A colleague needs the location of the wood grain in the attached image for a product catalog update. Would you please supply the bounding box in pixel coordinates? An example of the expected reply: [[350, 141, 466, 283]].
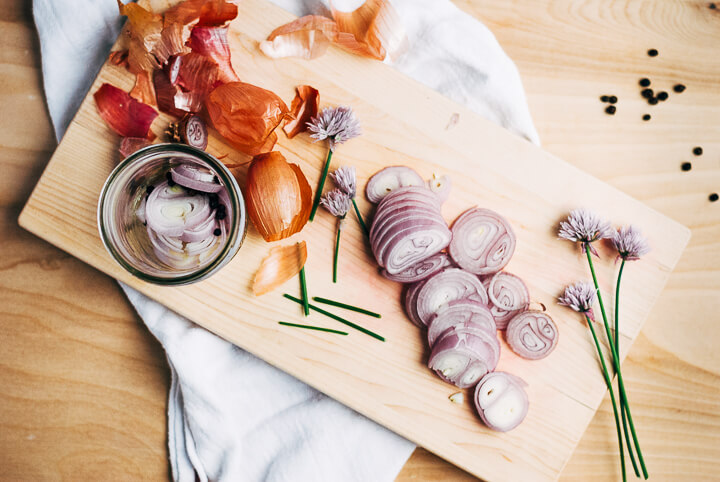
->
[[0, 0, 718, 481]]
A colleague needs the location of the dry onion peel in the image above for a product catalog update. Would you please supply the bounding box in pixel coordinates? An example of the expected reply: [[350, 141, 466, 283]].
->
[[164, 0, 238, 27], [153, 70, 202, 117], [117, 0, 165, 72], [260, 15, 339, 60], [94, 83, 158, 139], [206, 82, 292, 156], [283, 85, 320, 138], [189, 26, 240, 83], [253, 241, 308, 296], [129, 70, 157, 105], [245, 152, 312, 242]]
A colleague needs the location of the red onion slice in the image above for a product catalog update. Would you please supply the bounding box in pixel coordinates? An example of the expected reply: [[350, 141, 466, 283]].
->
[[506, 310, 558, 360], [427, 299, 496, 347], [381, 222, 452, 275], [145, 181, 212, 237], [381, 252, 451, 283], [415, 268, 488, 326], [365, 166, 425, 203], [427, 174, 451, 203], [449, 208, 516, 275], [170, 163, 223, 193], [428, 324, 500, 388], [404, 281, 427, 327], [474, 372, 529, 432], [488, 272, 530, 312]]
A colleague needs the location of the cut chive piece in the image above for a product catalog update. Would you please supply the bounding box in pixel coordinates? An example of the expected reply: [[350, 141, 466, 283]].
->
[[284, 294, 385, 342], [312, 297, 382, 318], [278, 321, 348, 335], [299, 267, 309, 316], [351, 199, 369, 236]]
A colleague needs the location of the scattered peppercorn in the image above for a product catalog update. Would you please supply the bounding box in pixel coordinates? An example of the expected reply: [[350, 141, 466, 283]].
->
[[647, 48, 658, 57], [681, 162, 692, 171], [641, 88, 654, 98], [166, 171, 175, 187], [600, 95, 610, 102], [216, 211, 226, 220], [608, 96, 618, 104], [710, 3, 717, 9], [710, 193, 719, 202], [642, 114, 651, 121], [213, 228, 221, 236], [605, 105, 617, 115], [213, 176, 219, 184], [657, 91, 669, 101], [649, 97, 659, 105], [674, 84, 686, 93], [693, 147, 703, 156], [639, 78, 651, 87], [147, 185, 155, 194]]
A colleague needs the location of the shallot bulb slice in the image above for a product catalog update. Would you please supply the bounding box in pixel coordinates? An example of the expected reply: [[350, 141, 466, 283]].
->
[[474, 372, 529, 432], [449, 208, 516, 275], [488, 304, 522, 331], [365, 166, 424, 203], [488, 272, 530, 312], [145, 181, 212, 237], [404, 280, 427, 327], [170, 163, 223, 193], [428, 324, 500, 388], [505, 310, 558, 360], [415, 268, 488, 326], [427, 299, 496, 347], [381, 252, 451, 283], [380, 222, 452, 275]]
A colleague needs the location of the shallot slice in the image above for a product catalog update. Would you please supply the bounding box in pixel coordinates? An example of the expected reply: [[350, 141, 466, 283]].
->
[[488, 272, 529, 312], [170, 164, 223, 193], [427, 299, 495, 347], [381, 252, 451, 283], [505, 310, 558, 360], [428, 324, 500, 388], [415, 268, 488, 326], [488, 304, 522, 331], [474, 372, 529, 432], [449, 208, 516, 275], [403, 280, 427, 327], [365, 166, 424, 203], [145, 181, 212, 237], [379, 221, 451, 275]]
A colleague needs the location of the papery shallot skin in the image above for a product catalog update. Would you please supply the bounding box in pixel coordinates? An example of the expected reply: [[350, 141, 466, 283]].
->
[[365, 166, 425, 203], [505, 310, 558, 360], [449, 208, 516, 275], [381, 252, 451, 283], [427, 299, 496, 347], [428, 323, 501, 388], [474, 372, 529, 432], [415, 268, 488, 326]]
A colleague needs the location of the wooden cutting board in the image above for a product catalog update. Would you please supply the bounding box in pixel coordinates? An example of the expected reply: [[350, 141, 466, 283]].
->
[[18, 0, 690, 480]]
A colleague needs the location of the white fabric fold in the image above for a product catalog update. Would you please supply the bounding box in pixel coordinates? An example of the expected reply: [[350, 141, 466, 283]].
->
[[33, 0, 538, 480]]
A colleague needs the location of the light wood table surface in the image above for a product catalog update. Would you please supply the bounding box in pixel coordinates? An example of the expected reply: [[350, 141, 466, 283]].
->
[[1, 0, 718, 480]]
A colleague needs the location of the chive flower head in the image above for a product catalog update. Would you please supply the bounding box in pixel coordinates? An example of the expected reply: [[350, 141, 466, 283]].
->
[[558, 281, 597, 320], [320, 189, 352, 218], [307, 106, 361, 151], [612, 225, 650, 261], [558, 208, 613, 256], [330, 166, 357, 198]]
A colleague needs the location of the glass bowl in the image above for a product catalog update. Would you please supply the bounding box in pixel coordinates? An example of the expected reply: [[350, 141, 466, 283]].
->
[[98, 143, 247, 285]]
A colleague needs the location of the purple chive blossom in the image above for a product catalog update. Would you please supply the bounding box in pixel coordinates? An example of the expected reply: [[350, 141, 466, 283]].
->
[[307, 106, 362, 151], [558, 208, 613, 257], [558, 281, 597, 320], [330, 166, 357, 198], [320, 189, 352, 218], [612, 225, 650, 261]]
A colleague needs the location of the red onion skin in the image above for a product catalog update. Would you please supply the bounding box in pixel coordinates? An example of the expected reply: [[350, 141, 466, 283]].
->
[[474, 372, 529, 432], [415, 268, 489, 326], [366, 167, 425, 203], [488, 271, 530, 312], [449, 208, 516, 275], [427, 299, 496, 347], [381, 252, 451, 283], [505, 310, 558, 360]]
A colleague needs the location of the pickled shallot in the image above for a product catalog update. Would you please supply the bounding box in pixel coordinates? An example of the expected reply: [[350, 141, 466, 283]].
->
[[449, 208, 516, 275], [474, 372, 529, 432], [505, 310, 558, 360]]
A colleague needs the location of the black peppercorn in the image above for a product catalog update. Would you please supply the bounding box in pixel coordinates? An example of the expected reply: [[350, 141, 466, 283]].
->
[[647, 48, 658, 57], [648, 97, 659, 105], [693, 147, 703, 156], [710, 193, 719, 202], [639, 78, 651, 87], [642, 114, 651, 121], [600, 95, 609, 102], [673, 84, 686, 93], [605, 105, 616, 115], [147, 185, 155, 194], [213, 228, 221, 236], [710, 3, 717, 9], [216, 212, 226, 220], [681, 162, 692, 171], [641, 88, 654, 98], [657, 91, 668, 101], [608, 96, 618, 104]]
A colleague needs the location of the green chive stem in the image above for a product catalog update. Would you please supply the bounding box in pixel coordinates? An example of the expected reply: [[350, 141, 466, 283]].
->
[[585, 315, 627, 482], [283, 294, 385, 342], [312, 297, 382, 318], [309, 149, 333, 221], [352, 199, 369, 236], [586, 246, 648, 479], [278, 321, 348, 336], [299, 266, 309, 317], [333, 221, 342, 283]]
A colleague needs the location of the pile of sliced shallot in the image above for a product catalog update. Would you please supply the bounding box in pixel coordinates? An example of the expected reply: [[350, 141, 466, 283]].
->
[[140, 162, 230, 270], [366, 166, 559, 432]]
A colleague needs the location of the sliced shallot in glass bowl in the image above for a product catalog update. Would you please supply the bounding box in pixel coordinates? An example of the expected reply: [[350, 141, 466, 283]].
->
[[98, 143, 247, 285]]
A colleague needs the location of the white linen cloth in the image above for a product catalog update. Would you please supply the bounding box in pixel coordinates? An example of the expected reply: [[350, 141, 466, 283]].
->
[[33, 1, 539, 480]]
